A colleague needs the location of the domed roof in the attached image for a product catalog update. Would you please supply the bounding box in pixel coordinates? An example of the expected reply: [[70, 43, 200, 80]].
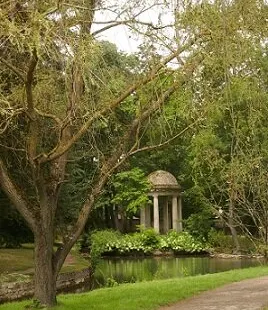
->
[[148, 170, 180, 192]]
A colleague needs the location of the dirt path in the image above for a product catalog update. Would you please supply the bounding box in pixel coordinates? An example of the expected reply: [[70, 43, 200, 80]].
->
[[159, 276, 268, 310]]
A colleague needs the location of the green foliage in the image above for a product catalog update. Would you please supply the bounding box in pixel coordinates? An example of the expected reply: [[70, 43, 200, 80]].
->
[[57, 155, 96, 231], [89, 229, 159, 258], [137, 227, 160, 247], [25, 299, 45, 309], [160, 231, 207, 254], [105, 277, 119, 287], [87, 229, 208, 259], [182, 0, 268, 247], [4, 266, 268, 310], [2, 2, 268, 306], [89, 230, 121, 267], [208, 230, 232, 250], [184, 210, 214, 241], [111, 168, 151, 213], [208, 230, 256, 254], [182, 185, 213, 218]]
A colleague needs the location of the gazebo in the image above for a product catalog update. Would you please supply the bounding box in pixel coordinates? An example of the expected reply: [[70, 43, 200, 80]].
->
[[140, 170, 182, 233]]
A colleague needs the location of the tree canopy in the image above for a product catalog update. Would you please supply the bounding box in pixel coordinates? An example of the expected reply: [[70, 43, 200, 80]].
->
[[0, 0, 197, 307], [1, 0, 268, 307]]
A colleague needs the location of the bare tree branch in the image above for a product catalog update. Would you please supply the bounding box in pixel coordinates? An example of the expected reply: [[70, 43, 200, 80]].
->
[[0, 108, 25, 135], [92, 19, 173, 37], [0, 159, 37, 231], [53, 71, 181, 272], [25, 49, 38, 113], [62, 2, 95, 10], [129, 117, 203, 156], [0, 143, 25, 152], [37, 38, 197, 164], [0, 56, 25, 82], [35, 108, 62, 126]]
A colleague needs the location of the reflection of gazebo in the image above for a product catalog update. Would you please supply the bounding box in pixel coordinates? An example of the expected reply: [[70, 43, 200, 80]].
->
[[140, 170, 182, 233]]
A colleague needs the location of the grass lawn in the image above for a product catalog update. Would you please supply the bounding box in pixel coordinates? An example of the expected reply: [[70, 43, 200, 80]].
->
[[0, 244, 89, 283], [0, 244, 34, 274], [1, 265, 268, 310]]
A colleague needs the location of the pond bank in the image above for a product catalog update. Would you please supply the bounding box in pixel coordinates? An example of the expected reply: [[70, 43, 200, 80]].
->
[[0, 268, 92, 304], [0, 252, 265, 303], [1, 266, 268, 310], [210, 252, 264, 259], [93, 254, 265, 288]]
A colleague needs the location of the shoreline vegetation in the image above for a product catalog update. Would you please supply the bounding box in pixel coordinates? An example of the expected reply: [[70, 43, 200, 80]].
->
[[1, 266, 268, 310], [0, 230, 266, 307], [0, 229, 264, 285], [81, 229, 260, 259]]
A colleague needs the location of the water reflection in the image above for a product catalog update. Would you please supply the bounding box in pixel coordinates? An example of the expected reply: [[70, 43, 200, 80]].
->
[[93, 256, 264, 287]]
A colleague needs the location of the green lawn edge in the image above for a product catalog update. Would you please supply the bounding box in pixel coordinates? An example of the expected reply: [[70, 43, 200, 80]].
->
[[1, 265, 268, 310], [0, 245, 89, 281]]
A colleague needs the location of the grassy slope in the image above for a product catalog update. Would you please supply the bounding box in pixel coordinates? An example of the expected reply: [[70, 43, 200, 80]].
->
[[0, 245, 34, 274], [0, 245, 89, 282], [1, 266, 268, 310]]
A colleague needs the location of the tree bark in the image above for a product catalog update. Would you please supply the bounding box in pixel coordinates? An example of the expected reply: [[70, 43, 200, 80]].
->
[[33, 191, 58, 307], [34, 230, 57, 307]]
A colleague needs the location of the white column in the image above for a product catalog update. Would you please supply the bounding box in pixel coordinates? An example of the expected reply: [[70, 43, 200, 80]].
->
[[178, 195, 183, 232], [140, 207, 146, 228], [153, 194, 160, 233], [172, 195, 178, 232], [163, 198, 169, 233]]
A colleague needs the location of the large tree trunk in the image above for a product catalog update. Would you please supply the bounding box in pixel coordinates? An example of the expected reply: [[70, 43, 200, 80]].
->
[[33, 192, 59, 307], [34, 230, 57, 307]]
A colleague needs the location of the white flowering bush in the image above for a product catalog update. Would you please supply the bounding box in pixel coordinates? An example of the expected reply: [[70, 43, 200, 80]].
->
[[88, 229, 208, 259], [160, 231, 208, 253]]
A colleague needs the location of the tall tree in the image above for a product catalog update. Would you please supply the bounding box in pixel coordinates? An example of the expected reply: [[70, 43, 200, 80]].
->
[[183, 0, 268, 252], [0, 1, 199, 306]]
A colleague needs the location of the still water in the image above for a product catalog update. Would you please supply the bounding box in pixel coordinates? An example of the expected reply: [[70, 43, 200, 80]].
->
[[93, 256, 264, 287]]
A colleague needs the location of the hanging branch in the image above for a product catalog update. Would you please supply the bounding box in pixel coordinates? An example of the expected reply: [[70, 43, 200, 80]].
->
[[0, 56, 25, 82], [53, 77, 181, 273], [0, 159, 37, 231], [129, 117, 203, 156], [36, 38, 197, 165]]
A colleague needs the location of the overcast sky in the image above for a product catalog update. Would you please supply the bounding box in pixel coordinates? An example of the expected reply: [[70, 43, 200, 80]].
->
[[92, 4, 175, 54]]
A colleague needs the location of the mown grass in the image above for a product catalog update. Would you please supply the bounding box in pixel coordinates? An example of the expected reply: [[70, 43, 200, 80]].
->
[[0, 244, 34, 274], [1, 265, 268, 310], [60, 248, 89, 273], [0, 244, 89, 282]]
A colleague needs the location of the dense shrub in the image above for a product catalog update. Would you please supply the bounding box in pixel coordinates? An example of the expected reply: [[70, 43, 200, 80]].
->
[[208, 229, 256, 254], [160, 231, 207, 254], [138, 228, 160, 248], [86, 229, 208, 259], [90, 229, 121, 256], [208, 230, 232, 251], [184, 211, 214, 241]]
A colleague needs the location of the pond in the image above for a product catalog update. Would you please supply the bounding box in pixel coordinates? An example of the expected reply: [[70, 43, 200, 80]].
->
[[93, 256, 264, 288]]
